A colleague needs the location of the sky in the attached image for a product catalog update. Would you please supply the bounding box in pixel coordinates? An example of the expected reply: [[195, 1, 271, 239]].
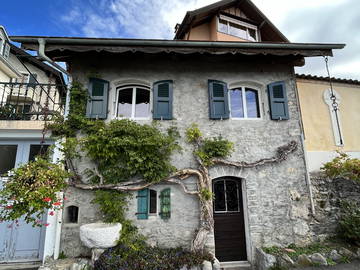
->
[[1, 0, 359, 80]]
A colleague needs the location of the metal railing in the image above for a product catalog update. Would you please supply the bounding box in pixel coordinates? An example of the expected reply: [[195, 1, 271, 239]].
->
[[0, 82, 66, 121]]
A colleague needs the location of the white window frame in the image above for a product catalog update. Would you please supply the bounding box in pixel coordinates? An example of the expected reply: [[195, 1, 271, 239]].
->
[[229, 86, 262, 120], [115, 85, 151, 120], [218, 14, 259, 41]]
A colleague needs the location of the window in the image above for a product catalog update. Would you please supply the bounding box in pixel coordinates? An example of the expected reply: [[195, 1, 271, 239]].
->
[[65, 205, 79, 223], [149, 189, 157, 214], [28, 144, 50, 162], [117, 85, 150, 119], [230, 87, 260, 119], [218, 15, 259, 41], [0, 145, 17, 175], [137, 188, 171, 220], [213, 179, 241, 213]]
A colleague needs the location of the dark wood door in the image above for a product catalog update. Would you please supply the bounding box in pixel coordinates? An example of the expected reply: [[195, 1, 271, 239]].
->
[[213, 178, 247, 262]]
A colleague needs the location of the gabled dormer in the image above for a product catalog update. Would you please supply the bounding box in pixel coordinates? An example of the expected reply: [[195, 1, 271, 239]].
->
[[174, 0, 288, 43]]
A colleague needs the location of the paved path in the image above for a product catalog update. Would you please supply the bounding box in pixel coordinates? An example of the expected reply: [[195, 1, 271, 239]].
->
[[299, 260, 360, 270]]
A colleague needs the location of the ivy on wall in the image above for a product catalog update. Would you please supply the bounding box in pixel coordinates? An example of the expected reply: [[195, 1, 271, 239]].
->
[[0, 82, 298, 257]]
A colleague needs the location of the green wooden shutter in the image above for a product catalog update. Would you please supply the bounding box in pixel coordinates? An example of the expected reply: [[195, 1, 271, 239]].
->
[[208, 80, 229, 119], [159, 188, 171, 219], [267, 81, 289, 120], [86, 78, 109, 119], [137, 189, 149, 220], [153, 80, 173, 120]]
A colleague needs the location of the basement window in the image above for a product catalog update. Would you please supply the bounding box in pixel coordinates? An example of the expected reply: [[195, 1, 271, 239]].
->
[[218, 15, 259, 41], [65, 205, 79, 223]]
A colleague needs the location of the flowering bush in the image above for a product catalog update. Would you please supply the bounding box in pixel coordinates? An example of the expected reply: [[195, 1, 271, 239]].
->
[[0, 158, 69, 226], [94, 244, 213, 270]]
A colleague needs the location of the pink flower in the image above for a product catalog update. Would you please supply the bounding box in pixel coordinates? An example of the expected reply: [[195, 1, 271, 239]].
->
[[43, 197, 52, 202], [49, 211, 55, 216], [63, 197, 68, 201], [53, 202, 61, 206], [44, 223, 50, 227]]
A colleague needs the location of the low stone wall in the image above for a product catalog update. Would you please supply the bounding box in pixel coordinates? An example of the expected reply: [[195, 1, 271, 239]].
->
[[310, 173, 360, 240]]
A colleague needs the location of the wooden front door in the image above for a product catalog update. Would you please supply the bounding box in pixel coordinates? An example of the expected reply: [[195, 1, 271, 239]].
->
[[213, 178, 247, 262]]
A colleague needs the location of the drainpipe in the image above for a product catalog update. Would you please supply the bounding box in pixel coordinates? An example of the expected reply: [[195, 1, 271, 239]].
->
[[37, 38, 72, 260]]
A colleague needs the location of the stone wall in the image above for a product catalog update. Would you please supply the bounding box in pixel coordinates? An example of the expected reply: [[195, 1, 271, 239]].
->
[[310, 173, 360, 240], [61, 53, 312, 264]]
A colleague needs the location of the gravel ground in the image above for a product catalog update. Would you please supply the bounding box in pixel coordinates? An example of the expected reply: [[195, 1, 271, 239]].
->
[[298, 260, 360, 270]]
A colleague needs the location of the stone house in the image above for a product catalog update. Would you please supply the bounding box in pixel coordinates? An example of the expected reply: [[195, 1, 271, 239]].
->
[[11, 0, 346, 269]]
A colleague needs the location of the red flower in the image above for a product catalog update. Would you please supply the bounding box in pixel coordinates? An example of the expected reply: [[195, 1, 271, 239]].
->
[[53, 202, 61, 206], [43, 197, 52, 202], [5, 205, 13, 209], [49, 211, 55, 216], [44, 223, 50, 227], [63, 197, 68, 201]]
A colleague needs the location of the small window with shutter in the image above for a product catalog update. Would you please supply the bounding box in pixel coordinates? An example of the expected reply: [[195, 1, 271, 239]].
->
[[267, 81, 289, 120], [153, 80, 173, 120], [208, 80, 229, 119], [159, 188, 171, 220], [86, 78, 109, 119]]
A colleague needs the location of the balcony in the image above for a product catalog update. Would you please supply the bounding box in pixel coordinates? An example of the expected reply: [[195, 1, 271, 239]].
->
[[0, 82, 66, 121]]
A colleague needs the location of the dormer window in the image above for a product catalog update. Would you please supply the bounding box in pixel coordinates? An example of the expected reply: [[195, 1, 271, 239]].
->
[[218, 15, 259, 42]]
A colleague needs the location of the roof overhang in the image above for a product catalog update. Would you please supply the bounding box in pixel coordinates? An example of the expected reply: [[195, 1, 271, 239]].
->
[[10, 36, 345, 62], [0, 55, 21, 78]]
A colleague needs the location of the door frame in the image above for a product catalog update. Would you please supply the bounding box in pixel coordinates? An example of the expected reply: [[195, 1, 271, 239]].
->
[[212, 176, 252, 263], [0, 139, 52, 262]]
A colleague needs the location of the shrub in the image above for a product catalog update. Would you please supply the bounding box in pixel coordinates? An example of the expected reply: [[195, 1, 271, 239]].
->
[[338, 201, 360, 245], [94, 244, 213, 270], [321, 152, 360, 182]]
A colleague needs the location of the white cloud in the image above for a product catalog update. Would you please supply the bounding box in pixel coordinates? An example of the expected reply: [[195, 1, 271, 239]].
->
[[60, 0, 359, 79]]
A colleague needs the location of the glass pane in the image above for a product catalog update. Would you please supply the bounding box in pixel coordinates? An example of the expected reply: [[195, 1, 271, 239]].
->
[[214, 180, 226, 211], [248, 28, 257, 41], [226, 180, 239, 212], [92, 81, 104, 96], [118, 88, 133, 118], [135, 88, 150, 118], [218, 19, 228, 33], [246, 89, 260, 118], [229, 22, 247, 39], [149, 189, 157, 214], [0, 145, 17, 175], [29, 144, 50, 162], [230, 89, 244, 118]]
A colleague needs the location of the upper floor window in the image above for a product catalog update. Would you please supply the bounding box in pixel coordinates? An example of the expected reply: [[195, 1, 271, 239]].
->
[[218, 15, 259, 41], [230, 87, 260, 119], [116, 85, 150, 119]]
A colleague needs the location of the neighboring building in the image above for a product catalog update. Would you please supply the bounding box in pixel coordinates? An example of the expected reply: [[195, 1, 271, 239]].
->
[[0, 25, 65, 264], [9, 0, 349, 269], [296, 74, 360, 172]]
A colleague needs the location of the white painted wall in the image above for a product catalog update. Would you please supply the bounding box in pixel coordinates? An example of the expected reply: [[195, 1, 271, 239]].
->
[[306, 151, 360, 172]]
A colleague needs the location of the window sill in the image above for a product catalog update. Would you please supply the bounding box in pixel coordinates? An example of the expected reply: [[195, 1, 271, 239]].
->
[[115, 117, 152, 121], [230, 117, 262, 121]]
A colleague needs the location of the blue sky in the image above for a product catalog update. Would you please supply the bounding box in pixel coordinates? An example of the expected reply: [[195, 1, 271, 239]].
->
[[1, 0, 359, 79]]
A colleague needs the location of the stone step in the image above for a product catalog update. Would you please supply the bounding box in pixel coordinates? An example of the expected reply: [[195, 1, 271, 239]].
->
[[0, 262, 41, 270], [220, 261, 251, 270]]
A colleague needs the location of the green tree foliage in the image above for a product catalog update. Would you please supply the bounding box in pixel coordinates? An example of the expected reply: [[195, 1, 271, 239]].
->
[[321, 152, 360, 182], [0, 158, 69, 226]]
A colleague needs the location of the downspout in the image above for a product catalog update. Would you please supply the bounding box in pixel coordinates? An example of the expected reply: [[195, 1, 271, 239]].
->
[[291, 67, 315, 216], [37, 38, 72, 261]]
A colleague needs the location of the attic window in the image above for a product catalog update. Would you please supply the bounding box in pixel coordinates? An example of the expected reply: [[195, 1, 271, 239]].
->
[[218, 15, 259, 41]]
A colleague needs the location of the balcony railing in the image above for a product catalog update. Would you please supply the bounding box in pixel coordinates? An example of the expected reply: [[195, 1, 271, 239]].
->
[[0, 82, 66, 121]]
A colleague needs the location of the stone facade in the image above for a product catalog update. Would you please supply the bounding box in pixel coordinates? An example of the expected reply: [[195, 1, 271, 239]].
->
[[61, 53, 312, 265], [310, 173, 360, 240]]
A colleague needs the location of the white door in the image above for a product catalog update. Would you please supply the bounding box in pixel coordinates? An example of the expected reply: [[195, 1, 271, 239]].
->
[[0, 140, 51, 262]]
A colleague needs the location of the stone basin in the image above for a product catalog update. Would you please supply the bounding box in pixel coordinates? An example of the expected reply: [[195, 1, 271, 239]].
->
[[80, 222, 122, 249]]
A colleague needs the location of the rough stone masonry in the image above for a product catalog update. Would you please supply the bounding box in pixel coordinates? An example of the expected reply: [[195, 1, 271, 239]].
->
[[60, 53, 312, 265]]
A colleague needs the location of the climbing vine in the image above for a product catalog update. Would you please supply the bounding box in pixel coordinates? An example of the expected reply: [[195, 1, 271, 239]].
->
[[0, 82, 299, 257]]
